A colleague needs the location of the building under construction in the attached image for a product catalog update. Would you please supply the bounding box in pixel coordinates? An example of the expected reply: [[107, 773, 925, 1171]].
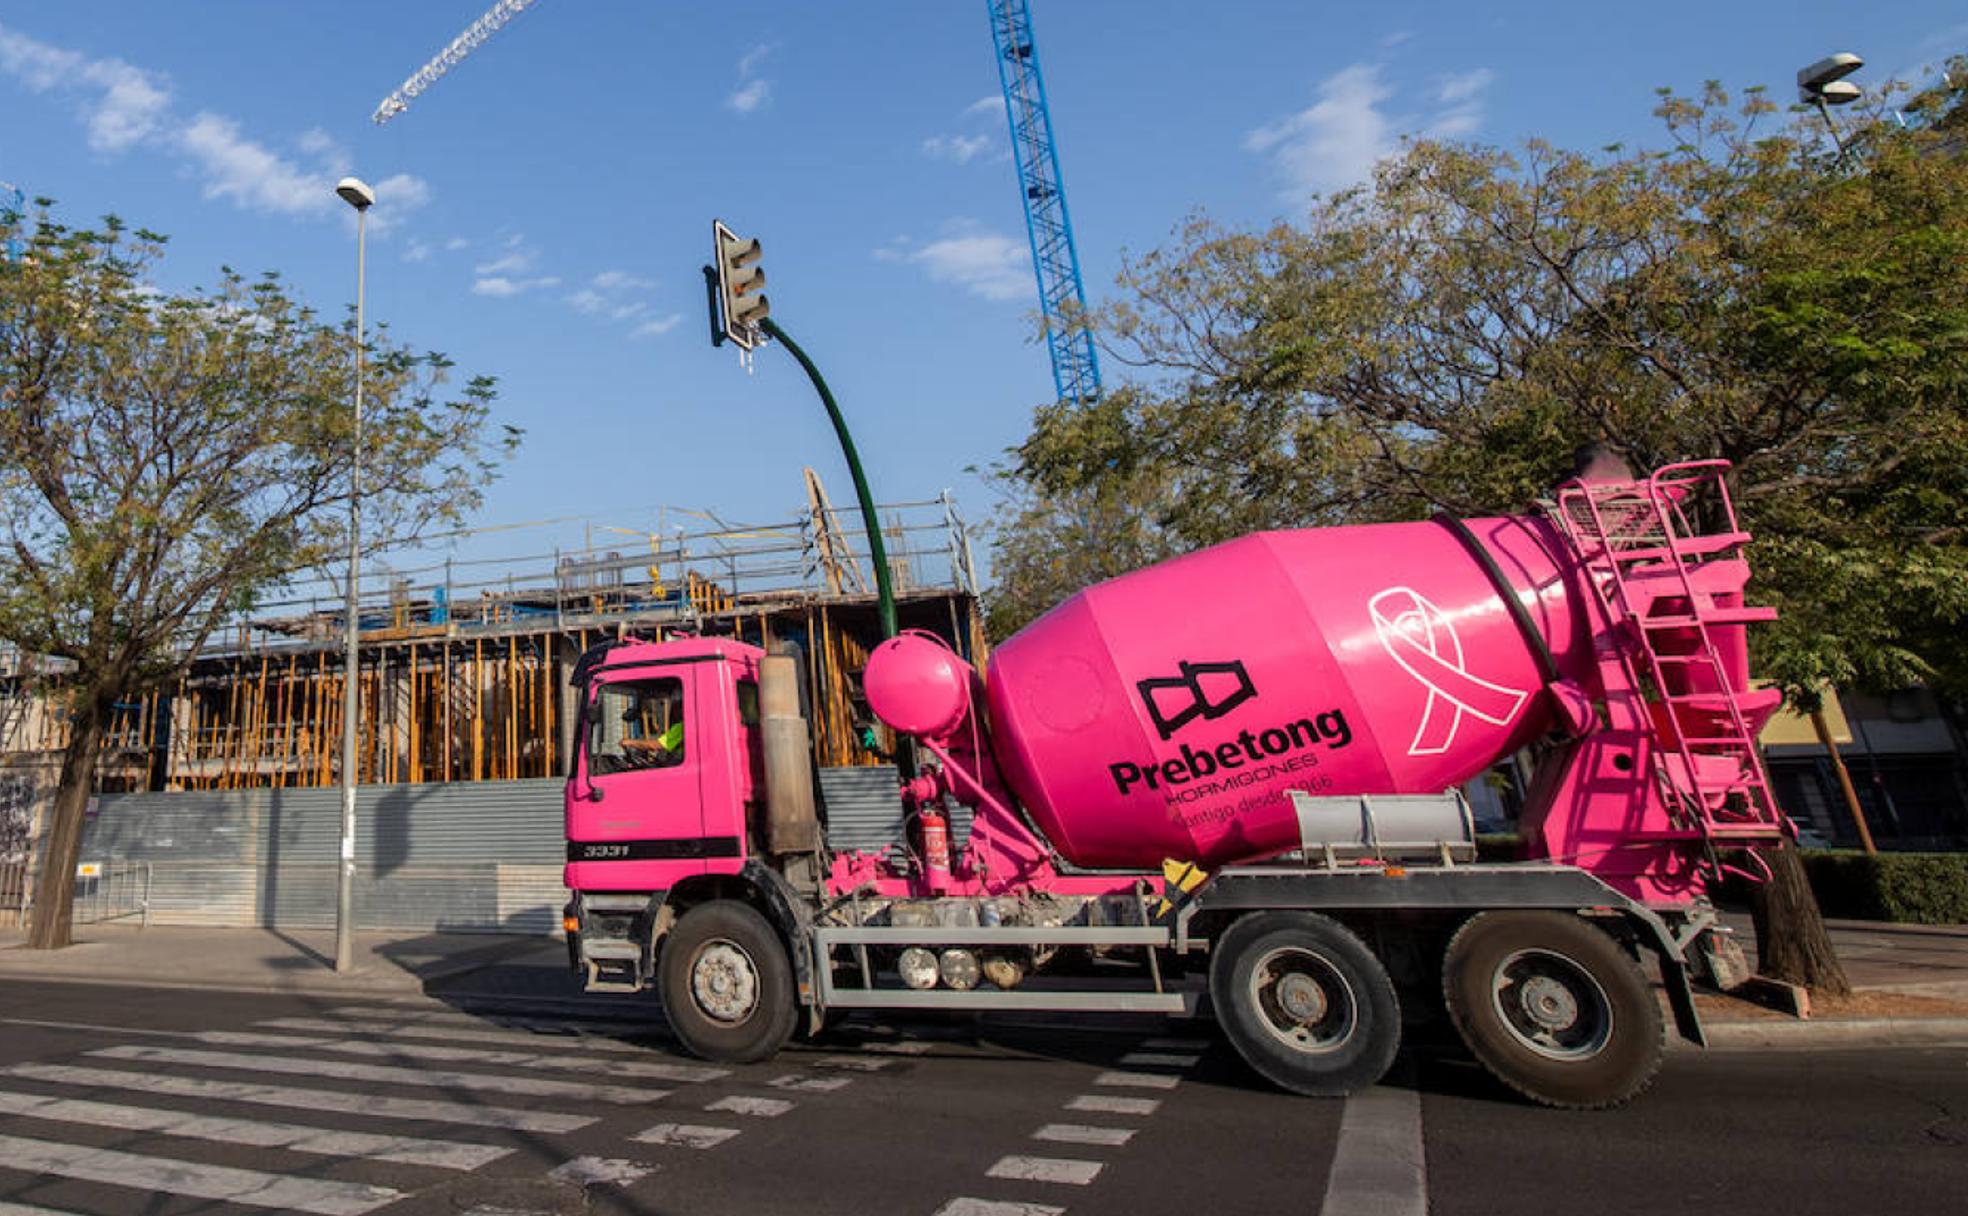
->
[[0, 478, 984, 797]]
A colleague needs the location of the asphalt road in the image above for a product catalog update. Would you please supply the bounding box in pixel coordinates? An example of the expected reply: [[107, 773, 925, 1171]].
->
[[0, 979, 1960, 1216]]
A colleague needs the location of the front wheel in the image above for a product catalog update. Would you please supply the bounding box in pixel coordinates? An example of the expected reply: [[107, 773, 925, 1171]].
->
[[659, 900, 797, 1064], [1210, 912, 1401, 1098], [1442, 911, 1663, 1109]]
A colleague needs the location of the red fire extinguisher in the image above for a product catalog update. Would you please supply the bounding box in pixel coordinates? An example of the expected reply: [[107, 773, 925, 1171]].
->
[[919, 809, 951, 893]]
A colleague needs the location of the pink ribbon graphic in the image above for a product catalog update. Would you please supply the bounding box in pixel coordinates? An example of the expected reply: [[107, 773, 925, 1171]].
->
[[1369, 586, 1530, 757]]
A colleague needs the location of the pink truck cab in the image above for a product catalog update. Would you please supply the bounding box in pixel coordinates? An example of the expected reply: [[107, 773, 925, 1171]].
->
[[562, 462, 1787, 1110]]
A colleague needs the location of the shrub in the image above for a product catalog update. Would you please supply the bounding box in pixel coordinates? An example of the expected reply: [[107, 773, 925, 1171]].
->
[[1800, 850, 1968, 925]]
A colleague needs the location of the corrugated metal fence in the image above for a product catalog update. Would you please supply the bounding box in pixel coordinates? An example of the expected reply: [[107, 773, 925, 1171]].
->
[[83, 780, 565, 933]]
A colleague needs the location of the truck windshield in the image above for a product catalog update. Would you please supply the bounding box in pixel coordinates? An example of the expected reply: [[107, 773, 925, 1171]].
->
[[589, 677, 686, 776]]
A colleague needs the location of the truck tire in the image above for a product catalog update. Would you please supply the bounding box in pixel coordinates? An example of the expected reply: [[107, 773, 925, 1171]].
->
[[1441, 911, 1663, 1110], [659, 900, 797, 1065], [1210, 912, 1401, 1098]]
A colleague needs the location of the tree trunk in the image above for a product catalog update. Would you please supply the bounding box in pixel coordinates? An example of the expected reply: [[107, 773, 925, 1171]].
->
[[26, 688, 113, 950], [1750, 841, 1851, 997]]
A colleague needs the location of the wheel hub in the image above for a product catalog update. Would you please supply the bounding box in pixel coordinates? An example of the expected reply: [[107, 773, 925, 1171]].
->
[[1490, 948, 1613, 1061], [1248, 946, 1356, 1056], [692, 941, 759, 1024], [1519, 975, 1580, 1031], [1276, 971, 1329, 1023]]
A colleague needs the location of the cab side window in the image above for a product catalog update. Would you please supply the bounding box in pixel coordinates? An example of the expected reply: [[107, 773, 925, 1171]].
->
[[589, 678, 686, 776]]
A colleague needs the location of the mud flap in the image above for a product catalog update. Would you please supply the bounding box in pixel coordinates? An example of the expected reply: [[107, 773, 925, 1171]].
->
[[1658, 952, 1706, 1048]]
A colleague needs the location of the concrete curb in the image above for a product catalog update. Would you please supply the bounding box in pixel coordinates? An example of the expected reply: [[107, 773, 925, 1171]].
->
[[1681, 1016, 1968, 1052]]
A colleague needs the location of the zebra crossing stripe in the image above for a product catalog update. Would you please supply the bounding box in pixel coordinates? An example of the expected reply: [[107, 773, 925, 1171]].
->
[[5, 1063, 594, 1133], [769, 1074, 851, 1092], [256, 1017, 657, 1055], [986, 1155, 1104, 1186], [931, 1201, 1065, 1216], [0, 1203, 87, 1215], [0, 1132, 402, 1215], [206, 1030, 725, 1083], [0, 1088, 507, 1170], [1117, 1051, 1202, 1068], [547, 1156, 654, 1187], [1066, 1094, 1159, 1116], [1093, 1070, 1182, 1090], [633, 1122, 742, 1149], [1032, 1122, 1135, 1147], [705, 1095, 793, 1118], [90, 1045, 666, 1105]]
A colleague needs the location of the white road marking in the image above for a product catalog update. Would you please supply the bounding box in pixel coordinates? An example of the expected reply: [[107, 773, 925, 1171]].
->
[[256, 1017, 657, 1054], [1140, 1036, 1211, 1051], [206, 1030, 725, 1083], [633, 1122, 742, 1149], [548, 1156, 654, 1187], [858, 1039, 935, 1055], [769, 1073, 851, 1092], [0, 1132, 401, 1215], [0, 1203, 90, 1216], [1032, 1122, 1135, 1147], [328, 1005, 656, 1038], [931, 1200, 1066, 1216], [1318, 1085, 1426, 1216], [90, 1045, 666, 1105], [0, 1088, 506, 1170], [1093, 1070, 1181, 1090], [706, 1095, 794, 1117], [6, 1062, 593, 1132], [1117, 1051, 1201, 1068], [987, 1155, 1104, 1186], [810, 1054, 896, 1071], [1066, 1094, 1160, 1116]]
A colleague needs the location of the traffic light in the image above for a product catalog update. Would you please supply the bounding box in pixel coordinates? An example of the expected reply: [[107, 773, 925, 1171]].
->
[[712, 220, 769, 350]]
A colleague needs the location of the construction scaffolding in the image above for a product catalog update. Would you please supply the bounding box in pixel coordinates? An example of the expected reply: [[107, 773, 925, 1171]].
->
[[0, 483, 986, 791]]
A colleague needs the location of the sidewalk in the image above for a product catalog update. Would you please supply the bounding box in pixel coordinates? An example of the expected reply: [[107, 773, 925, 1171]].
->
[[3, 918, 1967, 1050]]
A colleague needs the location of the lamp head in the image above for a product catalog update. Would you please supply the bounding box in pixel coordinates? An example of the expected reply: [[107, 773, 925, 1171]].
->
[[335, 177, 375, 211]]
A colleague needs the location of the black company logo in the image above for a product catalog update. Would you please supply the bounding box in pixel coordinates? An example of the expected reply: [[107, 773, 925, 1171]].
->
[[1135, 660, 1257, 740]]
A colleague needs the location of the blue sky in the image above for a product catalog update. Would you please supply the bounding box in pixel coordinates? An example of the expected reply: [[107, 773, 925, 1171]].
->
[[2, 1, 1963, 589]]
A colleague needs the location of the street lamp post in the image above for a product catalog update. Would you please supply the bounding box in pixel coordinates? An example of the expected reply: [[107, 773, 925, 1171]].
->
[[1798, 52, 1864, 157], [334, 176, 375, 974]]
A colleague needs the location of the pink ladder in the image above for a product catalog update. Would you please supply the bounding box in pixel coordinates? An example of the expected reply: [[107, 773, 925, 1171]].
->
[[1551, 461, 1788, 846]]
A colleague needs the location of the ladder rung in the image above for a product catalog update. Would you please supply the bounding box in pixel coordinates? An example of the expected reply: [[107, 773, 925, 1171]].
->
[[1640, 606, 1778, 628], [1595, 532, 1752, 563]]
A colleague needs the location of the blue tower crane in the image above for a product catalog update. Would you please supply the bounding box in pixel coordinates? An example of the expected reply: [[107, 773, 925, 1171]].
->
[[986, 0, 1102, 404]]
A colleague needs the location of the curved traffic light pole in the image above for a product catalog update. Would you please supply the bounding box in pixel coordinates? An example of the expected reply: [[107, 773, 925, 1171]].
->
[[757, 316, 899, 643]]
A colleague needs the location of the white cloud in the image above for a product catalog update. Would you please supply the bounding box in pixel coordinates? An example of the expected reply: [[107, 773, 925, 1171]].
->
[[736, 43, 773, 79], [566, 288, 606, 314], [880, 223, 1030, 302], [0, 22, 429, 224], [1380, 30, 1415, 49], [473, 275, 560, 298], [178, 112, 331, 215], [633, 313, 684, 339], [1247, 62, 1494, 200], [611, 301, 649, 321], [475, 237, 535, 275], [445, 236, 470, 251], [922, 133, 993, 164], [727, 78, 771, 114], [403, 239, 432, 263], [964, 94, 1005, 120], [727, 41, 774, 114], [592, 269, 654, 291], [0, 24, 169, 152]]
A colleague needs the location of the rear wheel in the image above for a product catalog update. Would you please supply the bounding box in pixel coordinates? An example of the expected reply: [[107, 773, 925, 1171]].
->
[[1442, 911, 1663, 1109], [1209, 912, 1400, 1098], [660, 900, 797, 1064]]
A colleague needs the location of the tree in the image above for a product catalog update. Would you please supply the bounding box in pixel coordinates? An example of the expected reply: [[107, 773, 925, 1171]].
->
[[0, 206, 513, 949], [989, 66, 1968, 992]]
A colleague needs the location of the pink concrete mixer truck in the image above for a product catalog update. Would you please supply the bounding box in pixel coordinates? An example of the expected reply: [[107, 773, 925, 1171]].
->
[[562, 460, 1788, 1108]]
